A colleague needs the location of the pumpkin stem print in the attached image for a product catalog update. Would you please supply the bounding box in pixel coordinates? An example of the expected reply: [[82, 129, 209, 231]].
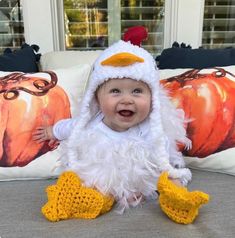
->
[[161, 68, 235, 158], [0, 72, 71, 167]]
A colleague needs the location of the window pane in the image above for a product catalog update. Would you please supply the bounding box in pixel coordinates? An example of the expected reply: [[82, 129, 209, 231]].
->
[[0, 0, 24, 53], [121, 0, 164, 55], [64, 0, 108, 50], [202, 0, 235, 48], [63, 0, 165, 55]]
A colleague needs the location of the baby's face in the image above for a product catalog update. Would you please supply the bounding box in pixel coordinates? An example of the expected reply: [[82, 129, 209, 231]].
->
[[96, 78, 151, 132]]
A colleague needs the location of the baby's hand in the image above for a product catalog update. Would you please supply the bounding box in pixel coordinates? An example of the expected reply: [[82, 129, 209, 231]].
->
[[32, 126, 60, 150], [32, 126, 55, 143]]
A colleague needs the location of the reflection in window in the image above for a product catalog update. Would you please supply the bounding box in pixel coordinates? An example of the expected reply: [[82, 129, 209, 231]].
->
[[63, 0, 165, 55], [202, 0, 235, 48], [0, 0, 24, 53], [121, 0, 164, 54], [64, 0, 108, 50]]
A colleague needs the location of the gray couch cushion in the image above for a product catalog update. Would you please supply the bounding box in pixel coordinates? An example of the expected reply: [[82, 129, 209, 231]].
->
[[0, 169, 234, 238]]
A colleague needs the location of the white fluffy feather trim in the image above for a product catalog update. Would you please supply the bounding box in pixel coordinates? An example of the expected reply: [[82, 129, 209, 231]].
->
[[60, 118, 191, 213], [61, 127, 160, 213]]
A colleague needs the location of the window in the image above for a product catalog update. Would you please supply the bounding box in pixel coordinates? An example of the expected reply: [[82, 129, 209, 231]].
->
[[202, 0, 235, 48], [0, 0, 24, 53], [63, 0, 165, 54], [22, 1, 212, 53], [121, 0, 164, 54], [63, 0, 108, 50]]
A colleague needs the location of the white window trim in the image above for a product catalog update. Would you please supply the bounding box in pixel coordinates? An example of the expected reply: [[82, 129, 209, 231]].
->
[[53, 0, 66, 51], [22, 0, 205, 53], [22, 0, 61, 53], [108, 0, 121, 45], [164, 0, 205, 48]]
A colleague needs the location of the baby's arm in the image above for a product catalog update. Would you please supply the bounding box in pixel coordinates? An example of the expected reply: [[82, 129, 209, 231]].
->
[[52, 118, 77, 140], [32, 118, 78, 143]]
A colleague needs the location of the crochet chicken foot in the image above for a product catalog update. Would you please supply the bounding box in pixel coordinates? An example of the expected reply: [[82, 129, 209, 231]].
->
[[157, 172, 210, 224], [41, 171, 114, 222]]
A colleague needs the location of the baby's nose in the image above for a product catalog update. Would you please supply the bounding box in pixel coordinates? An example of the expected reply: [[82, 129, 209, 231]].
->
[[120, 95, 134, 104]]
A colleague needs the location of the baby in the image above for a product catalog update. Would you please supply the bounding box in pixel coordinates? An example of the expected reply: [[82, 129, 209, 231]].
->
[[33, 40, 196, 220]]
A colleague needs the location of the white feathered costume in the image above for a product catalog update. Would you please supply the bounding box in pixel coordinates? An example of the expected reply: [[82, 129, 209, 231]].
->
[[58, 40, 192, 213]]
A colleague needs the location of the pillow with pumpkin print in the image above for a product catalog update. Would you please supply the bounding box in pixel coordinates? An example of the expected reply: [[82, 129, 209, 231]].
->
[[160, 66, 235, 176], [0, 64, 91, 181]]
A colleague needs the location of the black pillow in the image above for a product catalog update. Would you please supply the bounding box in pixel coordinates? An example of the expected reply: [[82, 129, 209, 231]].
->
[[156, 43, 235, 69], [0, 43, 41, 72]]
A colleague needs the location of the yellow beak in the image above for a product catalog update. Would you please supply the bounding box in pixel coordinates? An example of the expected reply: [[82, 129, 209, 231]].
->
[[101, 52, 144, 67]]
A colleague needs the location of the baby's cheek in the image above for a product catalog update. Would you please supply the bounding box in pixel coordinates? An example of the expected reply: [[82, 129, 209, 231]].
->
[[140, 101, 151, 114]]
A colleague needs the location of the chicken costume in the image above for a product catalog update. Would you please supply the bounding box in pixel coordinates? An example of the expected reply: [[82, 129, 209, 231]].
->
[[42, 40, 209, 224]]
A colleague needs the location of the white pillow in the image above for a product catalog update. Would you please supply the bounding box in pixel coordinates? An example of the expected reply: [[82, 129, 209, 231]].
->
[[40, 50, 102, 70], [160, 65, 235, 176], [0, 64, 91, 181]]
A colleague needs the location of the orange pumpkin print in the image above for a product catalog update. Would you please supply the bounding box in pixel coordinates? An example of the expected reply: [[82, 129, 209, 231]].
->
[[161, 68, 235, 158], [0, 72, 71, 167]]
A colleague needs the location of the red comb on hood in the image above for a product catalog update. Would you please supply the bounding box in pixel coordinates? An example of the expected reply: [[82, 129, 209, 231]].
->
[[123, 26, 148, 46]]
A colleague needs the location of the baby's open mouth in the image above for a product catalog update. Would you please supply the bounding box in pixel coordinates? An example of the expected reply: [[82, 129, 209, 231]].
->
[[118, 110, 134, 117]]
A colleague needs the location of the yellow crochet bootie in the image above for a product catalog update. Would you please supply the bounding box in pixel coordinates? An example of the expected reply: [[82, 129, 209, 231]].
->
[[157, 172, 209, 224], [41, 171, 114, 222]]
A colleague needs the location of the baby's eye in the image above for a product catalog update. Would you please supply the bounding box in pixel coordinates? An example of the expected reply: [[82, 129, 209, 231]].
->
[[133, 88, 143, 94], [110, 88, 120, 94]]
